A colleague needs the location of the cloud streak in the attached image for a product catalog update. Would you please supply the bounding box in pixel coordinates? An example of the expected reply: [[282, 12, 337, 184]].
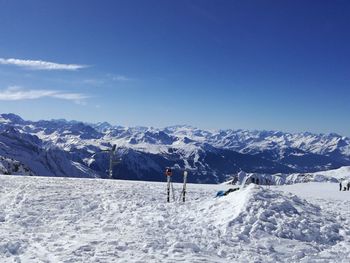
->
[[106, 73, 134, 82], [0, 58, 88, 71], [112, 75, 132, 81], [0, 86, 89, 104]]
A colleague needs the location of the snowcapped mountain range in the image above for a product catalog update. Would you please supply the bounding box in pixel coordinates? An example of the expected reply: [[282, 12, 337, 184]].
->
[[0, 113, 350, 183]]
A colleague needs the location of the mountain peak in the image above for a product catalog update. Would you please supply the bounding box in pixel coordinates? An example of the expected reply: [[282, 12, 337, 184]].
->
[[0, 113, 25, 124]]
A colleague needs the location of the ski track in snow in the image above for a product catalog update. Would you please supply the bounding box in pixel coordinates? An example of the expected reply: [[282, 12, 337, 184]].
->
[[0, 176, 349, 263]]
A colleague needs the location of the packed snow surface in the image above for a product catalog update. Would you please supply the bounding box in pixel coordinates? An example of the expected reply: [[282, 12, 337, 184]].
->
[[0, 175, 349, 262]]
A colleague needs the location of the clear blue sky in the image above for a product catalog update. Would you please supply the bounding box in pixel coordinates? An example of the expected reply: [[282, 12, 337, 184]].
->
[[0, 0, 349, 135]]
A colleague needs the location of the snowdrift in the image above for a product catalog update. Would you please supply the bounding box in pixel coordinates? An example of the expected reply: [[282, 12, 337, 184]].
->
[[169, 184, 345, 262], [204, 185, 341, 245]]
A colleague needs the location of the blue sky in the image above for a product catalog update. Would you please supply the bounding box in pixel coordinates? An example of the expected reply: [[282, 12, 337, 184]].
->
[[0, 0, 349, 135]]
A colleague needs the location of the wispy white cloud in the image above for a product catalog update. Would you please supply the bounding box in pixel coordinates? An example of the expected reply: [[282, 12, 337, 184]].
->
[[82, 79, 105, 85], [106, 74, 134, 82], [112, 75, 132, 81], [0, 58, 88, 71], [0, 86, 89, 104], [81, 74, 134, 87]]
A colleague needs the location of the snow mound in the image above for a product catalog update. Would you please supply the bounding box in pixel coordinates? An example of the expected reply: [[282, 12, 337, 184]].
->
[[314, 166, 350, 181], [204, 185, 342, 245]]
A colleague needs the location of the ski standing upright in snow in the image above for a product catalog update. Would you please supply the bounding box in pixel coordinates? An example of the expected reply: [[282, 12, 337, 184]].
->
[[181, 171, 188, 202], [171, 179, 176, 202], [165, 168, 172, 203]]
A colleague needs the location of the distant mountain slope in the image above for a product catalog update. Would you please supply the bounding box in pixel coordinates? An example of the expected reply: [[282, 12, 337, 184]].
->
[[0, 155, 35, 176], [0, 113, 349, 183], [0, 126, 100, 178]]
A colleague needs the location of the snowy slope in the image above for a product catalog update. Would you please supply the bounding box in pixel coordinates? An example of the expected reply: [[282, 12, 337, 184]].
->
[[0, 156, 35, 176], [313, 166, 350, 180], [0, 127, 100, 178], [0, 175, 349, 262]]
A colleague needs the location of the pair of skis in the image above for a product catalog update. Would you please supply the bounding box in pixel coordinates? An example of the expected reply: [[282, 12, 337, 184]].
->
[[166, 169, 188, 203]]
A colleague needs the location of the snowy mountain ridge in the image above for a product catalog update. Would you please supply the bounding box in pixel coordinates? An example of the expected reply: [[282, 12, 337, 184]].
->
[[0, 113, 350, 183], [224, 165, 350, 187]]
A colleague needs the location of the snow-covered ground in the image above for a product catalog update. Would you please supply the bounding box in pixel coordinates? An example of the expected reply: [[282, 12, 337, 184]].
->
[[276, 183, 350, 261], [0, 175, 349, 262]]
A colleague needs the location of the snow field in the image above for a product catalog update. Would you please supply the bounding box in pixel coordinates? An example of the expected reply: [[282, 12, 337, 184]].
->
[[277, 183, 350, 262], [0, 175, 349, 262]]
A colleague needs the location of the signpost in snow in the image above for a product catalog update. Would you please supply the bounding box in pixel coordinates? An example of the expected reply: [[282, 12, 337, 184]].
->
[[108, 144, 120, 179], [91, 144, 120, 179]]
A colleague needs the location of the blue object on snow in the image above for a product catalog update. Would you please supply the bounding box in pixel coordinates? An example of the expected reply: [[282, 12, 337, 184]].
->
[[216, 190, 225, 197]]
